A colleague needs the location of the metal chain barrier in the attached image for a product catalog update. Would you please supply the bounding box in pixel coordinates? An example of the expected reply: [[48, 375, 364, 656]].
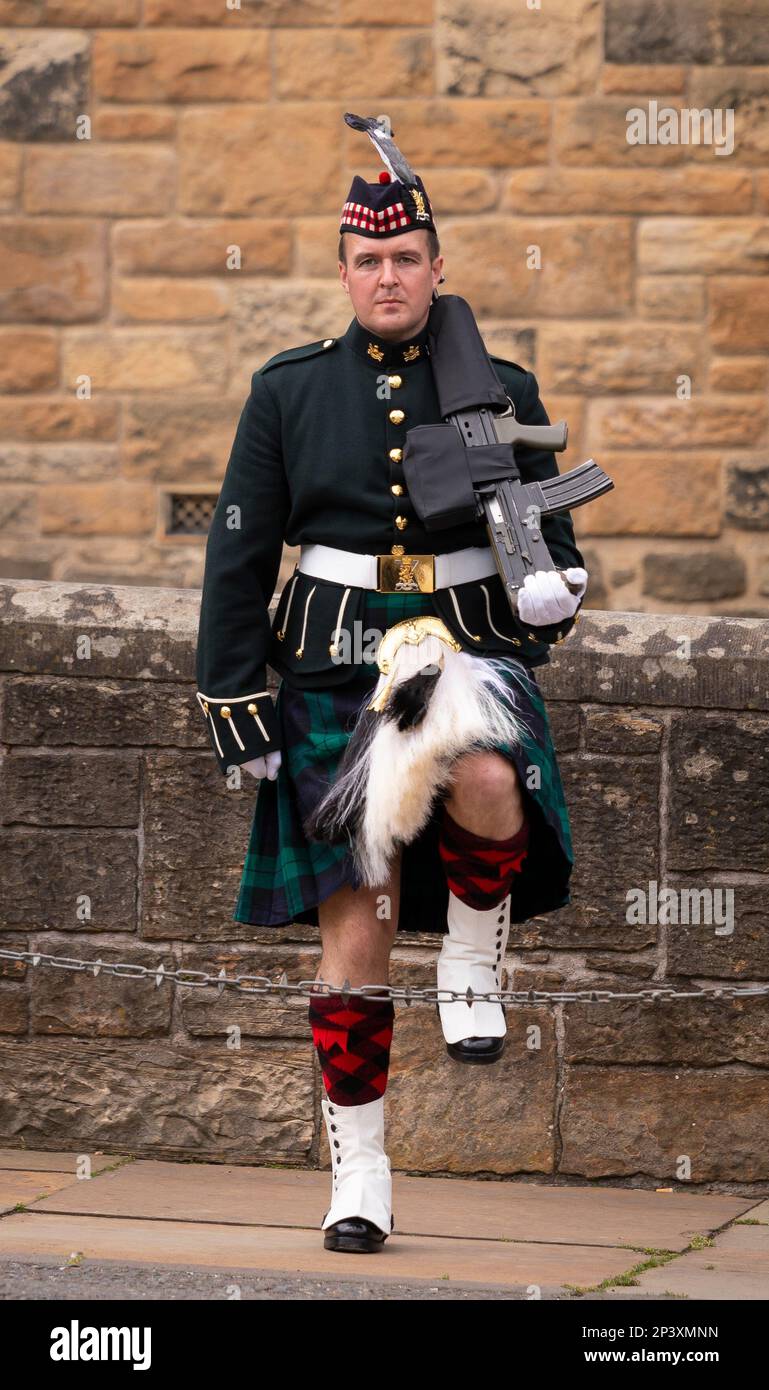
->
[[1, 946, 766, 1008]]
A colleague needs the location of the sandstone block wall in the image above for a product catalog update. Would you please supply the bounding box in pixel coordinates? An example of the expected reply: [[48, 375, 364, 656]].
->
[[0, 4, 768, 612]]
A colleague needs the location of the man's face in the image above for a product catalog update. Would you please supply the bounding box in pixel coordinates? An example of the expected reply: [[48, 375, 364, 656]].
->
[[339, 230, 443, 341]]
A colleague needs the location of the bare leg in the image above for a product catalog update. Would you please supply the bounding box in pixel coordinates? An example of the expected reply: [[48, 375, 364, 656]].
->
[[314, 846, 402, 994], [443, 751, 526, 837]]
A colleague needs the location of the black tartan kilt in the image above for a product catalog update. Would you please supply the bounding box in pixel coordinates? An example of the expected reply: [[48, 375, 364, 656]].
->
[[234, 590, 574, 935]]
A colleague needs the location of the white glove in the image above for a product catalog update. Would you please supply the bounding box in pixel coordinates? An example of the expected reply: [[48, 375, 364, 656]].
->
[[517, 567, 588, 627], [241, 751, 282, 781]]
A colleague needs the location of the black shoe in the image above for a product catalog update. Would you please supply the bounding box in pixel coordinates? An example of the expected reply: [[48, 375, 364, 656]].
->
[[435, 1003, 506, 1063], [323, 1213, 394, 1253], [446, 1034, 505, 1063]]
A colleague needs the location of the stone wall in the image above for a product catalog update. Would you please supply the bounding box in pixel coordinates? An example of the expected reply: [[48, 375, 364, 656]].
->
[[1, 5, 769, 613], [1, 578, 768, 1190]]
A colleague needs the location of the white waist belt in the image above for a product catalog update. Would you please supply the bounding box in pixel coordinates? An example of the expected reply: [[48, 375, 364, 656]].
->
[[298, 542, 497, 591]]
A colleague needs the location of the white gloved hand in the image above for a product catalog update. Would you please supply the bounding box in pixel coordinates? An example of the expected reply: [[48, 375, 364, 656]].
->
[[241, 750, 282, 781], [516, 567, 588, 627]]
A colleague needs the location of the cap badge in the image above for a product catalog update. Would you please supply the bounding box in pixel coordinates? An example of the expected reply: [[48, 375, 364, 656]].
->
[[411, 187, 429, 221]]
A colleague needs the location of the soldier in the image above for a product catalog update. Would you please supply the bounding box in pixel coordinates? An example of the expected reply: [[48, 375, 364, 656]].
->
[[195, 124, 587, 1255]]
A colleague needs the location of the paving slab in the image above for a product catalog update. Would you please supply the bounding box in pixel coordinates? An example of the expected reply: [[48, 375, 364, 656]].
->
[[0, 1170, 87, 1214], [1, 1151, 762, 1297], [0, 1212, 638, 1290], [740, 1199, 769, 1222], [0, 1150, 121, 1174], [608, 1220, 769, 1301], [27, 1160, 754, 1251]]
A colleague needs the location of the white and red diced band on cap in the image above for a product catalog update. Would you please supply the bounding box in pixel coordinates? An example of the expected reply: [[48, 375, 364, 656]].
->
[[340, 200, 411, 232]]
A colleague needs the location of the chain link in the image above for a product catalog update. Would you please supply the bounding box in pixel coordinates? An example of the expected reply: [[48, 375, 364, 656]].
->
[[1, 947, 766, 1007]]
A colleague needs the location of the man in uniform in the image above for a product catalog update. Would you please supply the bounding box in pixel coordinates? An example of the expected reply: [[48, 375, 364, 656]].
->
[[195, 127, 587, 1254]]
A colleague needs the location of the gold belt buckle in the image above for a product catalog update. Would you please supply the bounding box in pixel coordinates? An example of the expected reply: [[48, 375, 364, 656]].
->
[[376, 552, 435, 593]]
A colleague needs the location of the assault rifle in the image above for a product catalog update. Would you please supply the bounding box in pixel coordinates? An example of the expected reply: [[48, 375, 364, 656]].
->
[[401, 294, 614, 617]]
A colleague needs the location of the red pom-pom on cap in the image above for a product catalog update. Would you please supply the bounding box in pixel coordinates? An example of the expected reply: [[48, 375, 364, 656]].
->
[[378, 170, 392, 183]]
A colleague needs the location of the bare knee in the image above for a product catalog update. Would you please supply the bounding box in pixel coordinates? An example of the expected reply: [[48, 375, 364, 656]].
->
[[449, 751, 521, 807]]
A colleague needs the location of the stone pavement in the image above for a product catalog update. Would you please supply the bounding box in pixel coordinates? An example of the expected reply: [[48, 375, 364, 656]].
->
[[1, 1149, 767, 1300]]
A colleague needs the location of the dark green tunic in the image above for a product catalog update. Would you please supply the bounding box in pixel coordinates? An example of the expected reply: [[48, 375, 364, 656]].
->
[[195, 307, 585, 774], [195, 304, 584, 932]]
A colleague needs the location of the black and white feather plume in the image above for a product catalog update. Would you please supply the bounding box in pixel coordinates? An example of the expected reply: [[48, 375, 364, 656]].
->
[[343, 112, 418, 184]]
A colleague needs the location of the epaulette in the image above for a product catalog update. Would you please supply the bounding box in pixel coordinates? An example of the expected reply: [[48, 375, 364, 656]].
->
[[489, 354, 530, 379], [259, 338, 339, 373]]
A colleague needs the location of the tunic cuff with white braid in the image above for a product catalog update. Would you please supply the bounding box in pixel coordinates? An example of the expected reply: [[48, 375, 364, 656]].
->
[[195, 685, 281, 777]]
